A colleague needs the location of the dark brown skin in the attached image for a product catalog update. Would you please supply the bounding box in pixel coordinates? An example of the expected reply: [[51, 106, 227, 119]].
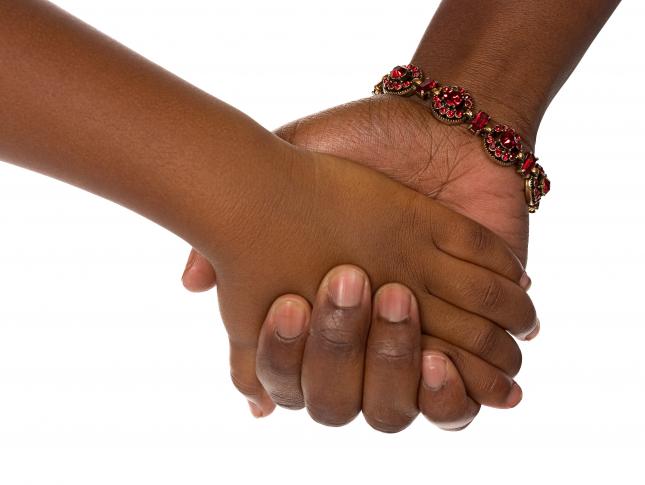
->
[[0, 0, 535, 432], [184, 0, 621, 429]]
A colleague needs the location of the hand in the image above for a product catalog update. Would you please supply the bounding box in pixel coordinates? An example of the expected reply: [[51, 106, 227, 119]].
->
[[274, 95, 529, 263], [183, 96, 535, 425], [254, 265, 521, 432]]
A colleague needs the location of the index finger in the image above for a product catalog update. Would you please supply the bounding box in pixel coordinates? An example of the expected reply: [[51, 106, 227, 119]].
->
[[430, 206, 527, 285]]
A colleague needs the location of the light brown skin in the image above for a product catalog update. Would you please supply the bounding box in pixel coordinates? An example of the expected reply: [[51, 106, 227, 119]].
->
[[0, 0, 536, 432], [184, 0, 621, 429]]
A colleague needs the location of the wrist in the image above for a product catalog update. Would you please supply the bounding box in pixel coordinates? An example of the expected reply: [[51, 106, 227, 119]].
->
[[409, 52, 546, 147]]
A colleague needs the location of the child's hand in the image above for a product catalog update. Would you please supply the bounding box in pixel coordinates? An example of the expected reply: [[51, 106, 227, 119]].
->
[[254, 265, 521, 432], [191, 148, 536, 424]]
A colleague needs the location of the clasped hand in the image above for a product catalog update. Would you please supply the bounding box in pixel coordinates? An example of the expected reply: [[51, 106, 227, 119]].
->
[[182, 95, 537, 432]]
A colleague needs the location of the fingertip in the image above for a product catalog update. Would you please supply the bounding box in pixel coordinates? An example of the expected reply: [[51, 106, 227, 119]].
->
[[374, 283, 417, 324], [181, 250, 217, 292], [421, 351, 448, 391], [269, 295, 310, 340], [505, 382, 523, 408], [519, 272, 532, 291]]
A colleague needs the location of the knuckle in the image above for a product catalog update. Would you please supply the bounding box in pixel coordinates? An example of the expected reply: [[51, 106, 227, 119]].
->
[[268, 389, 305, 410], [257, 353, 299, 383], [478, 279, 505, 310], [422, 400, 477, 429], [230, 371, 263, 401], [364, 410, 415, 434], [306, 402, 359, 427], [311, 325, 361, 359], [367, 338, 417, 364]]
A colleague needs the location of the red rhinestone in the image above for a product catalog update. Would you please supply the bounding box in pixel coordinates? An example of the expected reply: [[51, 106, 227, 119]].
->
[[402, 81, 411, 88], [464, 99, 473, 108], [500, 129, 517, 149], [418, 79, 437, 92], [471, 111, 490, 131], [542, 177, 551, 195], [521, 153, 536, 173], [446, 109, 455, 118], [502, 153, 509, 161], [495, 148, 502, 157], [439, 107, 447, 115], [456, 111, 463, 118], [393, 83, 401, 90], [390, 66, 405, 79], [445, 91, 462, 106]]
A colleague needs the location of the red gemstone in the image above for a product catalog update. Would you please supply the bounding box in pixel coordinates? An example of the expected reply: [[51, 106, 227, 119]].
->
[[446, 109, 455, 118], [445, 91, 462, 106], [390, 66, 405, 79], [542, 177, 551, 194], [393, 83, 401, 90], [495, 148, 502, 157], [418, 79, 437, 92], [402, 81, 411, 88], [439, 107, 447, 114], [521, 153, 536, 173], [456, 111, 463, 118], [500, 129, 517, 149], [502, 153, 509, 161], [471, 111, 490, 131]]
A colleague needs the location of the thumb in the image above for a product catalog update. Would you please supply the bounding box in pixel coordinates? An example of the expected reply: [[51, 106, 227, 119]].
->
[[181, 248, 217, 292]]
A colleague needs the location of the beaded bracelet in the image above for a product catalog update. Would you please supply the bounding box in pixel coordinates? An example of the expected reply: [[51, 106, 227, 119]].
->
[[373, 64, 550, 212]]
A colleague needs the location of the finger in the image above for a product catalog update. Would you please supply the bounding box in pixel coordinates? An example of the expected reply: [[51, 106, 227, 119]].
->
[[256, 295, 311, 410], [418, 293, 522, 376], [430, 206, 527, 284], [229, 339, 276, 418], [427, 252, 538, 339], [362, 284, 421, 433], [418, 351, 480, 431], [301, 265, 371, 427], [181, 248, 217, 292], [422, 336, 523, 409]]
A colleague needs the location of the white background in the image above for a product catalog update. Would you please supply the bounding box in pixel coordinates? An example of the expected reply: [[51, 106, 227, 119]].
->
[[0, 1, 643, 483]]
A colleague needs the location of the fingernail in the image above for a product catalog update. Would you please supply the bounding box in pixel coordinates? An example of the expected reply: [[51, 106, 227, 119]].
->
[[181, 250, 197, 281], [248, 400, 264, 418], [273, 298, 307, 339], [377, 286, 411, 323], [328, 268, 365, 308], [506, 382, 523, 408], [519, 272, 532, 291], [525, 318, 540, 341], [422, 352, 447, 391]]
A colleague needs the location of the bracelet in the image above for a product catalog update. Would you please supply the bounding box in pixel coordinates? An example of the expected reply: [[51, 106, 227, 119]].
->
[[373, 64, 550, 213]]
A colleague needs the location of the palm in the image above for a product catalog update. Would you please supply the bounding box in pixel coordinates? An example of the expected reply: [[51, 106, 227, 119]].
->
[[276, 95, 529, 264]]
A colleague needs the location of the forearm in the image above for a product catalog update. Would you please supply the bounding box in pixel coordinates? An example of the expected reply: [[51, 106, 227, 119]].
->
[[411, 0, 620, 143], [0, 0, 294, 262]]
